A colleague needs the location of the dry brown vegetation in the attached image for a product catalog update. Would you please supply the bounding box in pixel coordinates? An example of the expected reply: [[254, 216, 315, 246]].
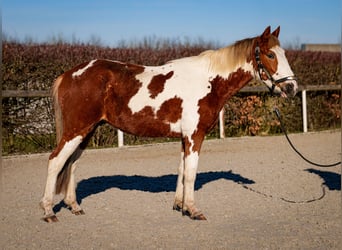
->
[[2, 41, 341, 155]]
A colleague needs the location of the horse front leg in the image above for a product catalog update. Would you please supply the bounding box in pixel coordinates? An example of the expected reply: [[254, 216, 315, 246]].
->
[[174, 134, 206, 220], [182, 151, 206, 220]]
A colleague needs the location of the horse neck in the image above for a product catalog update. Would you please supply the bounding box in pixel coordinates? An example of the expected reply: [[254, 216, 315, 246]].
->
[[198, 43, 254, 100], [204, 42, 255, 79]]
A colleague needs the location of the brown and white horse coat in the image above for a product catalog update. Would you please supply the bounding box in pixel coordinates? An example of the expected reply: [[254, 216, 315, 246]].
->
[[40, 26, 297, 222]]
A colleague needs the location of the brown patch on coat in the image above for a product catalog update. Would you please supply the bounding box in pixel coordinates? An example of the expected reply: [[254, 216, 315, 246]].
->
[[190, 130, 206, 155], [182, 136, 191, 157], [180, 68, 253, 157], [157, 97, 182, 123], [148, 71, 174, 98], [197, 68, 253, 136], [182, 130, 206, 157], [118, 95, 183, 137], [179, 69, 253, 157]]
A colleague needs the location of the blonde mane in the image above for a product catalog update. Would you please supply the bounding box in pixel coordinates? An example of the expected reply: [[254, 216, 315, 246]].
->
[[199, 38, 255, 75], [166, 33, 280, 78]]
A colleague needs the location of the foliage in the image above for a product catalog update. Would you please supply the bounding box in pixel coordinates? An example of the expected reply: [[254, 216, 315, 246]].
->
[[2, 42, 340, 91], [285, 50, 341, 85], [2, 41, 341, 155], [2, 42, 211, 91]]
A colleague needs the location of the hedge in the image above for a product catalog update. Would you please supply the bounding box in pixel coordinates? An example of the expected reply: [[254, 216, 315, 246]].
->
[[2, 41, 341, 155]]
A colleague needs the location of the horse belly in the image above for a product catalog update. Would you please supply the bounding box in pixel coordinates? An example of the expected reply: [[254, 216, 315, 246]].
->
[[121, 118, 181, 138], [107, 102, 182, 138]]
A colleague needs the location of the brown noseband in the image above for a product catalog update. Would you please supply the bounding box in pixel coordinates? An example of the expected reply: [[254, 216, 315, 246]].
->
[[254, 45, 297, 95]]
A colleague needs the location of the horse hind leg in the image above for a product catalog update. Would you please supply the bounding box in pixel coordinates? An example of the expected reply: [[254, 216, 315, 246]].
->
[[40, 135, 83, 222], [62, 128, 98, 216], [63, 147, 85, 215]]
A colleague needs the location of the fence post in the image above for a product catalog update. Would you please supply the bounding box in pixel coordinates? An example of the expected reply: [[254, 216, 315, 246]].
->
[[118, 130, 124, 147], [302, 90, 308, 133], [219, 109, 225, 138]]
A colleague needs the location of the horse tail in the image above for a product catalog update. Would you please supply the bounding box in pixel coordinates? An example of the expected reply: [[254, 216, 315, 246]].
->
[[52, 75, 63, 143], [52, 75, 71, 195]]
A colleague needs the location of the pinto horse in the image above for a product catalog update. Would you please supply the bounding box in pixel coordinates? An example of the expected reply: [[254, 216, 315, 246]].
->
[[40, 26, 298, 222]]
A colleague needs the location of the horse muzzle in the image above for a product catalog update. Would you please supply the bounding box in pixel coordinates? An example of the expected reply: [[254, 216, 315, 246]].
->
[[279, 80, 298, 98]]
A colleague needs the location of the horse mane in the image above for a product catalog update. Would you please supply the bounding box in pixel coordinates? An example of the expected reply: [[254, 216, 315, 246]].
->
[[198, 38, 254, 75], [200, 35, 280, 75]]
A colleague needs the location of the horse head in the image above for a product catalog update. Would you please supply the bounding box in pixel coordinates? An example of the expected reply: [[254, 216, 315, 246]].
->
[[254, 26, 298, 98]]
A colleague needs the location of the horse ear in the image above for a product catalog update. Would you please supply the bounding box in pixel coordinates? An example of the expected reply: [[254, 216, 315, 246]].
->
[[261, 26, 271, 40], [272, 26, 280, 38]]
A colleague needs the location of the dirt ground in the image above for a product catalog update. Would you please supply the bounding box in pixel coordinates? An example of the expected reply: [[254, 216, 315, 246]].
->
[[1, 131, 341, 249]]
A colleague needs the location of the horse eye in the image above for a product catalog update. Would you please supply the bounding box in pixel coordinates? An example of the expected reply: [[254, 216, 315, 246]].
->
[[267, 53, 275, 59]]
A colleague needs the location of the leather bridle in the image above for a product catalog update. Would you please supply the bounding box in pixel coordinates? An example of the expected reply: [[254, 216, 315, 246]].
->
[[254, 45, 297, 95]]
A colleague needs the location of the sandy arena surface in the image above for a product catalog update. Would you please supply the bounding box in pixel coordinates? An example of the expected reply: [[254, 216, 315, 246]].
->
[[1, 131, 341, 249]]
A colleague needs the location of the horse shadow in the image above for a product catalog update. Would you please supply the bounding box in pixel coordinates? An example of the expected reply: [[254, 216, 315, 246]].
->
[[305, 168, 341, 191], [52, 168, 341, 213], [53, 170, 254, 213]]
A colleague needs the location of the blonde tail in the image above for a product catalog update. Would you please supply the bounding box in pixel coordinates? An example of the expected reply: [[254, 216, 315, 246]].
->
[[52, 75, 63, 143], [52, 75, 70, 195]]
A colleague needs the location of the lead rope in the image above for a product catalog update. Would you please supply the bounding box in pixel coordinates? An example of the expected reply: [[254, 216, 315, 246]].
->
[[274, 107, 341, 167], [238, 107, 340, 203], [238, 181, 326, 204]]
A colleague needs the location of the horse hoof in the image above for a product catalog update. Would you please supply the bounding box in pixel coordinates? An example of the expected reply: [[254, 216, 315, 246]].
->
[[72, 209, 85, 215], [173, 204, 182, 211], [192, 213, 207, 220], [42, 215, 59, 223], [182, 209, 207, 220]]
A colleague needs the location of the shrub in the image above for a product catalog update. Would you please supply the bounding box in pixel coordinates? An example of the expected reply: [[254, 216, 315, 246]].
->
[[2, 41, 341, 155]]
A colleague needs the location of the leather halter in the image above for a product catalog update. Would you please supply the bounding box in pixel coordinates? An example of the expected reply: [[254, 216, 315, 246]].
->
[[254, 45, 297, 95]]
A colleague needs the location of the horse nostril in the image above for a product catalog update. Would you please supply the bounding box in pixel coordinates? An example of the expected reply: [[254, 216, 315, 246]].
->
[[286, 83, 294, 93]]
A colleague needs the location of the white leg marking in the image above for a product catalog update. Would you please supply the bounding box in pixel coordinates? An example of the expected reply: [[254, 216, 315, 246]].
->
[[40, 136, 83, 216], [72, 60, 97, 78], [183, 152, 199, 211]]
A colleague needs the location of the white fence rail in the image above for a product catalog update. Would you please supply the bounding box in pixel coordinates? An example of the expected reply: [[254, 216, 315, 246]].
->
[[3, 84, 341, 147]]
